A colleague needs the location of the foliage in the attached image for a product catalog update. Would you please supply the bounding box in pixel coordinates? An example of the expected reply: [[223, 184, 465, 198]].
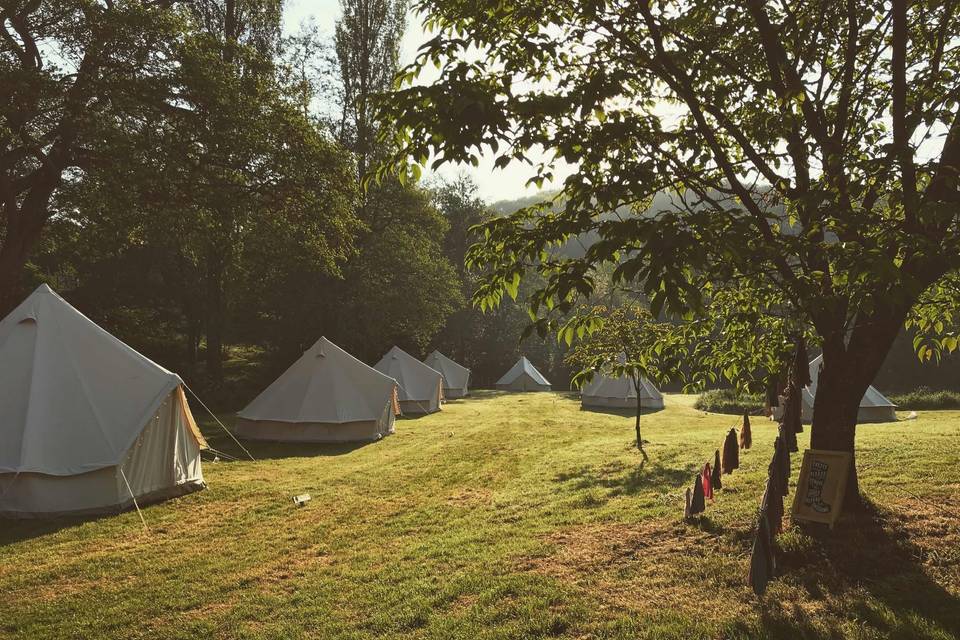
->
[[907, 271, 960, 363], [327, 178, 464, 362], [39, 2, 362, 383], [335, 0, 408, 176], [693, 389, 767, 416], [379, 0, 960, 368], [377, 0, 960, 500], [889, 386, 960, 410], [0, 0, 189, 308], [565, 305, 683, 390]]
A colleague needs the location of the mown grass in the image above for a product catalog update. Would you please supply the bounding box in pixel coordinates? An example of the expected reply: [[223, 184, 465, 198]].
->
[[1, 393, 958, 639]]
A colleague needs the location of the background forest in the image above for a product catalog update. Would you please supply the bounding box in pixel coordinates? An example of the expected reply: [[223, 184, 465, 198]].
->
[[4, 0, 958, 410], [4, 0, 572, 406]]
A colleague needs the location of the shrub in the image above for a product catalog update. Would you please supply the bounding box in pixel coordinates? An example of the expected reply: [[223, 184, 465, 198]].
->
[[693, 388, 766, 415], [889, 386, 960, 410]]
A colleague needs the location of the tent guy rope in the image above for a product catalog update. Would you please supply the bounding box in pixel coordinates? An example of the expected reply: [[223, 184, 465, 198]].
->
[[182, 383, 256, 461]]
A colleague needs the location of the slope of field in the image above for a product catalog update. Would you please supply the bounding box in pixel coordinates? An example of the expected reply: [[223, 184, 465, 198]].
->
[[2, 393, 958, 639]]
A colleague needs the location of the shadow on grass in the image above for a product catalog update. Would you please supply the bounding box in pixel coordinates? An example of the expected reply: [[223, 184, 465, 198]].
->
[[578, 405, 665, 418], [0, 515, 105, 547], [749, 497, 960, 638], [204, 437, 377, 462], [554, 459, 696, 497]]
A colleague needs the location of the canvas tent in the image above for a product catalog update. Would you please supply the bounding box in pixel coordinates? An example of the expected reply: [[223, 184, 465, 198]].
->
[[495, 357, 552, 391], [581, 374, 664, 410], [374, 346, 444, 414], [424, 350, 470, 398], [774, 355, 898, 423], [236, 337, 400, 442], [0, 285, 207, 518]]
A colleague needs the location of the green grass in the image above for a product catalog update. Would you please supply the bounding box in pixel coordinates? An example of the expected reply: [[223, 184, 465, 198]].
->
[[2, 392, 959, 639]]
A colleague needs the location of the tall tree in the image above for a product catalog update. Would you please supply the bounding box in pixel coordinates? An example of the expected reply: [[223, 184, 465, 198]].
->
[[379, 1, 960, 507], [325, 0, 461, 360], [0, 0, 184, 312], [431, 175, 486, 363], [40, 1, 360, 386], [334, 0, 407, 178]]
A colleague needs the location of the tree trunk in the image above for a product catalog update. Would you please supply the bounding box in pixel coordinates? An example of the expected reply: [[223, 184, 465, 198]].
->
[[809, 309, 907, 511], [633, 376, 648, 460], [808, 357, 863, 510], [0, 243, 28, 315], [204, 256, 225, 383], [0, 204, 48, 314], [186, 315, 200, 369]]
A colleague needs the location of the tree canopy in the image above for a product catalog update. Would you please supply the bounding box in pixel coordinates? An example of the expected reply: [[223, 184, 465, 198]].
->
[[378, 0, 960, 503]]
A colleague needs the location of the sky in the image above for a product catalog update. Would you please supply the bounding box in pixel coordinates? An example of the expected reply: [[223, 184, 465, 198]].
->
[[283, 0, 565, 203]]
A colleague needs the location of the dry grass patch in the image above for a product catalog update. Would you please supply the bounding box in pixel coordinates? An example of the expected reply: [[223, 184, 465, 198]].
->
[[521, 519, 754, 617]]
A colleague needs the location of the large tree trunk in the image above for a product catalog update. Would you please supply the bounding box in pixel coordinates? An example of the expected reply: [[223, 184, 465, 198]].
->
[[0, 199, 51, 314], [808, 356, 864, 510], [809, 309, 907, 511], [0, 241, 29, 315]]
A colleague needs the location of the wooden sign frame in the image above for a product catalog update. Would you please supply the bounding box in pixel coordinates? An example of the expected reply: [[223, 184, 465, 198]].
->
[[791, 449, 852, 528]]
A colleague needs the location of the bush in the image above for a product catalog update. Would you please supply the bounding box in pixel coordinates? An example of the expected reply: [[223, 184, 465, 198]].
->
[[693, 388, 766, 415], [889, 386, 960, 410]]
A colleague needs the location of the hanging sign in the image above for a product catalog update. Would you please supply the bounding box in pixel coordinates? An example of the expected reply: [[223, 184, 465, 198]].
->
[[791, 449, 852, 528]]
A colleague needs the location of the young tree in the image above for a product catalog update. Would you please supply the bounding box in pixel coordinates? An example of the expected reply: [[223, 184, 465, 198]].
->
[[378, 1, 960, 507], [567, 306, 684, 461]]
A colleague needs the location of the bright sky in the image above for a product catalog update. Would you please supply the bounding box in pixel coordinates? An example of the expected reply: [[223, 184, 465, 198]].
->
[[283, 0, 564, 203]]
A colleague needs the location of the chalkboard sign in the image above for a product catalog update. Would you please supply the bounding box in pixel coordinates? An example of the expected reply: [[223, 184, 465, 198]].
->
[[791, 449, 852, 528]]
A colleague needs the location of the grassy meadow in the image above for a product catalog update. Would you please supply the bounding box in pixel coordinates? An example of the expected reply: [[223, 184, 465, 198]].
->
[[1, 392, 959, 639]]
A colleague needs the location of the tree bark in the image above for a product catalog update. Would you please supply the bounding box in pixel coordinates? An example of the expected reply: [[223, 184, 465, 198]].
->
[[809, 309, 908, 511], [633, 376, 648, 460], [204, 255, 225, 383], [808, 355, 864, 510], [0, 239, 29, 315], [0, 198, 51, 314]]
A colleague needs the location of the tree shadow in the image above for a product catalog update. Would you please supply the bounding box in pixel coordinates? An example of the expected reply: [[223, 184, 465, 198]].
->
[[0, 484, 205, 546], [201, 434, 376, 462], [0, 514, 105, 547], [578, 405, 665, 418], [553, 459, 696, 496], [764, 497, 960, 638]]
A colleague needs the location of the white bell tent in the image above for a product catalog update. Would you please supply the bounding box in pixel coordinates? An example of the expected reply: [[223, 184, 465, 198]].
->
[[774, 355, 898, 423], [495, 357, 552, 391], [423, 350, 470, 398], [581, 373, 664, 410], [236, 337, 400, 442], [0, 285, 207, 518], [374, 346, 444, 414], [802, 355, 897, 423]]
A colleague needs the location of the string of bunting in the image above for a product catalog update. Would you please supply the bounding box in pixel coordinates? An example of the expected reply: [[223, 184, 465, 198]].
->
[[747, 338, 808, 596], [683, 410, 753, 518]]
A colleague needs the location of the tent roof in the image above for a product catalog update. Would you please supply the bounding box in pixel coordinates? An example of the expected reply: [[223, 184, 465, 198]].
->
[[496, 356, 551, 386], [374, 346, 443, 402], [807, 355, 896, 408], [582, 374, 662, 401], [424, 350, 470, 389], [0, 285, 182, 475], [238, 337, 397, 424]]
